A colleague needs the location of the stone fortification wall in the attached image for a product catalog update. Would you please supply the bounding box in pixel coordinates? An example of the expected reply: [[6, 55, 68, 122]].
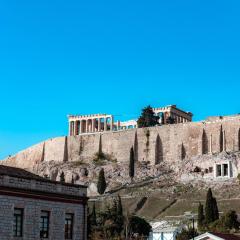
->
[[2, 115, 240, 171]]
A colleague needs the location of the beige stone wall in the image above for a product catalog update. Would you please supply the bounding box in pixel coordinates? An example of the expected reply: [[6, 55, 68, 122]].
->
[[2, 115, 240, 172]]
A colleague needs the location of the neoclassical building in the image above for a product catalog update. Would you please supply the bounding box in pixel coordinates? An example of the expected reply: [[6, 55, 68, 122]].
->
[[0, 165, 88, 240], [68, 104, 193, 136]]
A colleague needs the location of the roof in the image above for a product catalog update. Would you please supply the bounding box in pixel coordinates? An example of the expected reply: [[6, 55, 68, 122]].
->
[[150, 221, 181, 233], [192, 232, 240, 240], [0, 165, 87, 188], [210, 232, 240, 240], [0, 165, 44, 180]]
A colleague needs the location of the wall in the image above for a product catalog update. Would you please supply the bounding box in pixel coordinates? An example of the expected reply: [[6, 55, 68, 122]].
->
[[2, 115, 240, 172], [0, 195, 85, 240]]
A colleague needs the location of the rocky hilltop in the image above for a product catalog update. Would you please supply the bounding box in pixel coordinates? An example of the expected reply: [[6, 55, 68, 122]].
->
[[2, 115, 240, 220]]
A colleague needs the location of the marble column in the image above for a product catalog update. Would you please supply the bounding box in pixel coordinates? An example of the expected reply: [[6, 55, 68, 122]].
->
[[92, 119, 96, 132], [86, 119, 89, 133], [69, 121, 71, 136], [110, 117, 113, 131], [104, 118, 107, 131], [98, 118, 101, 131], [71, 121, 74, 135], [79, 120, 82, 134]]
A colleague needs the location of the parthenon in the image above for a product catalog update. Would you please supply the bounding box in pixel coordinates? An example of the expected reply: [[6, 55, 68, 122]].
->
[[68, 104, 193, 136]]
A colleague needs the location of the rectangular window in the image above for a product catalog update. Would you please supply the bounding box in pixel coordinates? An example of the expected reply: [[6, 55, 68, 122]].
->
[[216, 164, 221, 177], [223, 164, 228, 176], [65, 213, 74, 239], [13, 208, 24, 237], [40, 211, 50, 238]]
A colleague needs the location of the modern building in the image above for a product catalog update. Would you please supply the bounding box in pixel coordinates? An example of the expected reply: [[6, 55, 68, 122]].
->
[[0, 165, 88, 240], [68, 104, 193, 135], [192, 232, 240, 240], [148, 221, 182, 240]]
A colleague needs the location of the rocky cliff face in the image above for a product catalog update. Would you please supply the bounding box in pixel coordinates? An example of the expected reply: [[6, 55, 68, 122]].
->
[[3, 150, 240, 221], [3, 149, 239, 197]]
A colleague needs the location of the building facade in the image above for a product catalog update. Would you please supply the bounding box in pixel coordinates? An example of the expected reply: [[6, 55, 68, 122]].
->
[[0, 165, 88, 240], [149, 221, 182, 240], [68, 104, 192, 136]]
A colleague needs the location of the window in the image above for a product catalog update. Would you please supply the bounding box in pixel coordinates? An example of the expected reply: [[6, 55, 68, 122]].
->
[[223, 164, 228, 176], [40, 211, 50, 238], [216, 164, 221, 177], [65, 213, 74, 239], [13, 208, 24, 237]]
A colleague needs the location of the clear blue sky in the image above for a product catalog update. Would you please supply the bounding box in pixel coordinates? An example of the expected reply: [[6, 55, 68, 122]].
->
[[0, 0, 240, 159]]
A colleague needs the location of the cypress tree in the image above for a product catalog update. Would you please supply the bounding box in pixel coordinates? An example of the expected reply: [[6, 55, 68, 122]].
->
[[205, 188, 215, 224], [71, 175, 74, 184], [212, 197, 219, 221], [97, 168, 107, 195], [112, 198, 118, 219], [116, 195, 124, 235], [197, 203, 204, 228], [60, 172, 65, 182], [129, 146, 135, 180], [117, 194, 123, 216], [91, 203, 97, 226]]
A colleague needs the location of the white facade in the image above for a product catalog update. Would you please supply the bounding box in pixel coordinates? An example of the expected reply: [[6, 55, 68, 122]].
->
[[148, 221, 182, 240], [214, 160, 233, 178]]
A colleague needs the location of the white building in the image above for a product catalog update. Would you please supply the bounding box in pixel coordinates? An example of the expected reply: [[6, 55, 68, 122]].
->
[[148, 221, 182, 240], [191, 232, 240, 240]]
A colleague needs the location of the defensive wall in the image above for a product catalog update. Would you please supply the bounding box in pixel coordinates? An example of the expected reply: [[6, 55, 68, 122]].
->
[[2, 115, 240, 174]]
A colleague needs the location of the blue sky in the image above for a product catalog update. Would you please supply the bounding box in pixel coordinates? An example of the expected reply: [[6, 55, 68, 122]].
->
[[0, 0, 240, 159]]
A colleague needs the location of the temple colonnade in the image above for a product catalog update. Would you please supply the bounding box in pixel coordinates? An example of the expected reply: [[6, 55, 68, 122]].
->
[[69, 114, 114, 136]]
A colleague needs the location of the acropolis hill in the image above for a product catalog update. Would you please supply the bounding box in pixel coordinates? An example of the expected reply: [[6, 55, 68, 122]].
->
[[2, 105, 240, 180], [2, 105, 240, 220]]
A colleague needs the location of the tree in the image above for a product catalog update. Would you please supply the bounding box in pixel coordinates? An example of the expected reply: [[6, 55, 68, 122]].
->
[[117, 195, 123, 216], [213, 197, 219, 221], [128, 215, 152, 237], [60, 172, 65, 182], [176, 228, 198, 240], [198, 203, 205, 229], [116, 195, 124, 235], [208, 210, 239, 233], [71, 175, 74, 184], [91, 203, 97, 226], [129, 147, 135, 180], [205, 188, 214, 224], [223, 210, 239, 230], [137, 105, 160, 128], [97, 168, 107, 195], [205, 188, 219, 224]]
